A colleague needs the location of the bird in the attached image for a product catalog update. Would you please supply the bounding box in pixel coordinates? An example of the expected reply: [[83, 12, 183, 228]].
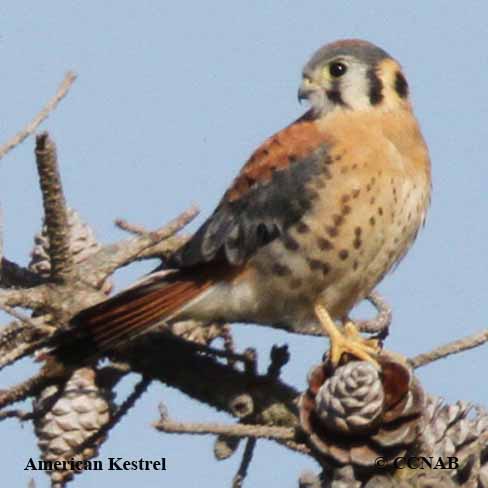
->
[[51, 39, 431, 368]]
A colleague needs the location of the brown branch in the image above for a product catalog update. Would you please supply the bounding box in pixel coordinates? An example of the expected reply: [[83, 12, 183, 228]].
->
[[410, 327, 488, 369], [0, 72, 77, 160], [114, 218, 148, 235], [356, 290, 392, 335], [81, 206, 198, 288], [155, 418, 296, 441], [232, 438, 256, 488], [0, 408, 34, 422], [0, 333, 50, 371], [267, 345, 290, 379], [0, 303, 52, 333], [0, 313, 53, 364], [35, 133, 73, 282], [0, 369, 56, 410]]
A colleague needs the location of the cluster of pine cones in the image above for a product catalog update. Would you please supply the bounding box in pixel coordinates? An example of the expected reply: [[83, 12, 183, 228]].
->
[[299, 352, 488, 487]]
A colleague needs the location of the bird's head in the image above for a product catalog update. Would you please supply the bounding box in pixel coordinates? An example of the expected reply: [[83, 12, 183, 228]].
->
[[298, 39, 410, 117]]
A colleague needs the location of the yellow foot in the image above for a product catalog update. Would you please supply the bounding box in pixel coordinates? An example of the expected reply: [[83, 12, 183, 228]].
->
[[314, 304, 381, 369]]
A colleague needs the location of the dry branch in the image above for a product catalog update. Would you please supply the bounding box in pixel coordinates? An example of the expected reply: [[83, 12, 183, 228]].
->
[[410, 327, 488, 368], [114, 218, 148, 235], [155, 418, 296, 442], [0, 408, 34, 422], [78, 206, 197, 289], [232, 438, 256, 488], [0, 72, 76, 161]]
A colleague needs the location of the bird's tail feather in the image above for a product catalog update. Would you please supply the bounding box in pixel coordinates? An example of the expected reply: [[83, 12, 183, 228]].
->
[[50, 269, 215, 365]]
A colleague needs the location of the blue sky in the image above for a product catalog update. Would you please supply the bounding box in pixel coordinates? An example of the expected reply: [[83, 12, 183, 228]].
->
[[1, 2, 487, 487]]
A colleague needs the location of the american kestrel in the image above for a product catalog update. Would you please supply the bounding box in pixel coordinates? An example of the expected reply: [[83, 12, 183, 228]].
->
[[54, 39, 431, 367]]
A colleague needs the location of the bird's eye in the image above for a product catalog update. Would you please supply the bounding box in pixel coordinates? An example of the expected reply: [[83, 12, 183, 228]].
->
[[329, 62, 347, 78]]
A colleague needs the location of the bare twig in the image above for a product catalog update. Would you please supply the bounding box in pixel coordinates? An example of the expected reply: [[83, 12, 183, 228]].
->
[[83, 206, 198, 287], [267, 345, 290, 379], [0, 303, 51, 333], [356, 291, 392, 335], [243, 348, 258, 376], [0, 408, 34, 422], [232, 438, 256, 488], [35, 133, 73, 282], [0, 316, 53, 371], [0, 370, 55, 410], [155, 418, 296, 441], [222, 326, 237, 367], [114, 218, 148, 235], [0, 71, 77, 160], [410, 328, 488, 369]]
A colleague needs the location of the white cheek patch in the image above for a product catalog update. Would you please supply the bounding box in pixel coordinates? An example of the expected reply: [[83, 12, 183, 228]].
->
[[309, 89, 334, 117], [340, 67, 372, 110]]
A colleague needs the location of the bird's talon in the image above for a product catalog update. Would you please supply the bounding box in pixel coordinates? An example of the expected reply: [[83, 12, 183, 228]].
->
[[315, 305, 381, 370]]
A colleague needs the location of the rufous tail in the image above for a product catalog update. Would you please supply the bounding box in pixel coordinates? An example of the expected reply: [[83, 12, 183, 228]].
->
[[50, 269, 215, 365]]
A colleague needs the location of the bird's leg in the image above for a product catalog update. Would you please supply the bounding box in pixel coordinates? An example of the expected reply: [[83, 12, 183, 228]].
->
[[314, 303, 381, 369]]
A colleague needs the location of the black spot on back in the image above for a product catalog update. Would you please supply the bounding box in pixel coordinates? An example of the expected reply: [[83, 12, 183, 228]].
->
[[308, 258, 331, 275], [338, 249, 349, 260], [332, 214, 344, 226], [272, 263, 291, 276], [317, 237, 333, 251], [394, 71, 409, 98], [326, 226, 339, 238], [367, 68, 383, 105], [282, 234, 300, 251], [289, 278, 303, 290], [296, 222, 310, 234]]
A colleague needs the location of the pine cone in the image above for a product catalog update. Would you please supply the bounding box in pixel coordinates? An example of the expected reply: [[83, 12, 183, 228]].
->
[[29, 208, 111, 294], [421, 395, 488, 487], [315, 361, 384, 435], [33, 368, 114, 487], [299, 351, 424, 469]]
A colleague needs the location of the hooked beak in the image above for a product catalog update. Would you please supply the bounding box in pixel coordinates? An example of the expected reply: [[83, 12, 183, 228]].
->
[[297, 78, 320, 104]]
